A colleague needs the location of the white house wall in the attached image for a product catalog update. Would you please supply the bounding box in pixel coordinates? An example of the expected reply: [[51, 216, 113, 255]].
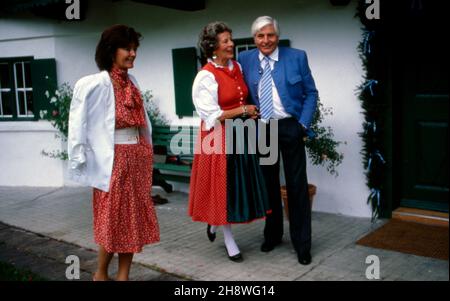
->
[[0, 2, 115, 188], [0, 122, 64, 186], [0, 0, 371, 217]]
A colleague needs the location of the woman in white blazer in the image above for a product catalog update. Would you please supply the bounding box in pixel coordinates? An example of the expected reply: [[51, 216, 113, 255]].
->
[[68, 24, 160, 281]]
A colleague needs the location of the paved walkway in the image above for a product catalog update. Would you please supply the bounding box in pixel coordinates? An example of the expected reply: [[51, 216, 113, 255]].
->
[[0, 186, 448, 281]]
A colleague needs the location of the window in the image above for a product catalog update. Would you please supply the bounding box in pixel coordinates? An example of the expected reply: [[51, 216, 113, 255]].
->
[[234, 38, 257, 61], [0, 57, 57, 121], [14, 61, 34, 117]]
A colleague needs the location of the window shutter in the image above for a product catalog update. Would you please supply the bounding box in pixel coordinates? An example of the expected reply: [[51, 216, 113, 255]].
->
[[30, 58, 57, 120], [172, 47, 198, 117], [279, 39, 291, 47]]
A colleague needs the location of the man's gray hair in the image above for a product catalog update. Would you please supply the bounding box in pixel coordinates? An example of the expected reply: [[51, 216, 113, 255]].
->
[[251, 16, 280, 36]]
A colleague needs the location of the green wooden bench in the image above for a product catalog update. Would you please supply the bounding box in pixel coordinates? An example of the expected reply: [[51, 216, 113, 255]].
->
[[152, 125, 198, 192]]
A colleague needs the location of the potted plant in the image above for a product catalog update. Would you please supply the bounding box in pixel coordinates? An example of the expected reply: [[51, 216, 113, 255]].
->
[[281, 97, 345, 217]]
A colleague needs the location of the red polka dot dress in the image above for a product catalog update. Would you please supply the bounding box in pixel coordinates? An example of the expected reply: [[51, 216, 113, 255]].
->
[[92, 67, 160, 253], [188, 61, 271, 225]]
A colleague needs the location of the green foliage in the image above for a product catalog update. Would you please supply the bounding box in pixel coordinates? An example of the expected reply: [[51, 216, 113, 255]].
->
[[0, 260, 47, 281], [41, 148, 68, 161], [305, 98, 346, 176], [40, 83, 72, 139], [141, 90, 170, 126], [355, 0, 388, 221], [40, 83, 72, 160]]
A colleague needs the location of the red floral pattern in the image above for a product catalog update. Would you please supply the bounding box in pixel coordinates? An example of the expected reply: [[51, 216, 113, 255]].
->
[[92, 67, 160, 253], [109, 67, 147, 128]]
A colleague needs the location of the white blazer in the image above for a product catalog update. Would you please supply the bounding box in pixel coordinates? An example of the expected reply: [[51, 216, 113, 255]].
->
[[67, 70, 153, 192]]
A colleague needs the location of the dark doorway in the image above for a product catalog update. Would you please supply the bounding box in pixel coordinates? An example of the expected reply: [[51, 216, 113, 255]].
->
[[392, 1, 449, 212]]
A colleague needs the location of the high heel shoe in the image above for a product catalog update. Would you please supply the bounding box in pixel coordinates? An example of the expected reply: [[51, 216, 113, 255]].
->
[[224, 248, 243, 262], [228, 252, 243, 262], [207, 224, 216, 242]]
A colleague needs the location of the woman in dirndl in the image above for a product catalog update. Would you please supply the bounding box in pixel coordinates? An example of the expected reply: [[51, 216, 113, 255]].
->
[[188, 21, 271, 262]]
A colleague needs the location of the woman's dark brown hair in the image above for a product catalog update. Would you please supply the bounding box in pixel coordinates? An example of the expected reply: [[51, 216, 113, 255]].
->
[[198, 21, 232, 59], [95, 24, 142, 71]]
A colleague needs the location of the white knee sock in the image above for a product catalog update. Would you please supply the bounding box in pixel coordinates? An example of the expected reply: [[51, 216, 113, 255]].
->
[[222, 224, 240, 256]]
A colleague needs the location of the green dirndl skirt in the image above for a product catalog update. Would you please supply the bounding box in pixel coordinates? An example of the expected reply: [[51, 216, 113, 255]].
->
[[225, 118, 271, 223]]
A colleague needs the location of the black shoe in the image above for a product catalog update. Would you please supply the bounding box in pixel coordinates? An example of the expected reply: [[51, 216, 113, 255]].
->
[[260, 240, 282, 252], [206, 224, 216, 242], [152, 194, 168, 205], [298, 252, 312, 265], [224, 247, 244, 262], [228, 252, 244, 263]]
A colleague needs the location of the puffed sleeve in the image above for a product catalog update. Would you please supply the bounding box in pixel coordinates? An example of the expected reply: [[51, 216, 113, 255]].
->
[[192, 70, 223, 131], [67, 79, 89, 173]]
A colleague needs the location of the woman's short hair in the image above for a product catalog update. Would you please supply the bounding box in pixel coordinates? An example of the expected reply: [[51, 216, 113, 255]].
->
[[95, 24, 142, 71], [251, 16, 280, 36], [198, 21, 232, 58]]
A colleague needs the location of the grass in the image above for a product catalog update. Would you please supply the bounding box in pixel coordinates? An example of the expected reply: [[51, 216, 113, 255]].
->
[[0, 261, 48, 281]]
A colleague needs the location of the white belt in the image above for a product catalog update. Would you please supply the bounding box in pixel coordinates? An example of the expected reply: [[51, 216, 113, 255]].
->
[[114, 127, 139, 144]]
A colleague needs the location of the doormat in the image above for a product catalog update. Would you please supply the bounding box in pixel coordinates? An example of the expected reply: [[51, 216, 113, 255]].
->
[[356, 219, 448, 260]]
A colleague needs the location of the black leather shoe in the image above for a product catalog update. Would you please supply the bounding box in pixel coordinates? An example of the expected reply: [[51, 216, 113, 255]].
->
[[206, 224, 216, 242], [298, 252, 312, 265], [260, 240, 282, 252], [228, 252, 244, 263]]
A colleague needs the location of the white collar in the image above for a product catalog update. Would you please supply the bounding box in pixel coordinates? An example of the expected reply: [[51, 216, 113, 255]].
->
[[207, 58, 234, 69], [258, 47, 279, 62]]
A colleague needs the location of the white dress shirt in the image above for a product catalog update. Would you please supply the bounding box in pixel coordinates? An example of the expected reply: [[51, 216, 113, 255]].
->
[[258, 47, 291, 121]]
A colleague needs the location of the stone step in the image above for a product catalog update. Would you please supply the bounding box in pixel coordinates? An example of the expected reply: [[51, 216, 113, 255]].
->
[[392, 207, 449, 227]]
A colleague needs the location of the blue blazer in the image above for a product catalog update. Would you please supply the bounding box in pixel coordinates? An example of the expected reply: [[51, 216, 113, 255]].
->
[[238, 47, 318, 137]]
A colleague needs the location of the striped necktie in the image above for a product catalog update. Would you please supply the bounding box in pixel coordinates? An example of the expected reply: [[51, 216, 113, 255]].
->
[[259, 56, 273, 120]]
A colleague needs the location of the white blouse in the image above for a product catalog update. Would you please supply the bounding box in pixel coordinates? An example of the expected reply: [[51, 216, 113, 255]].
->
[[192, 59, 242, 130]]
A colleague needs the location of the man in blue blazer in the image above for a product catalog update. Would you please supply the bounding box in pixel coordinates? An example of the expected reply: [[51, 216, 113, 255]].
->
[[238, 16, 318, 265]]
